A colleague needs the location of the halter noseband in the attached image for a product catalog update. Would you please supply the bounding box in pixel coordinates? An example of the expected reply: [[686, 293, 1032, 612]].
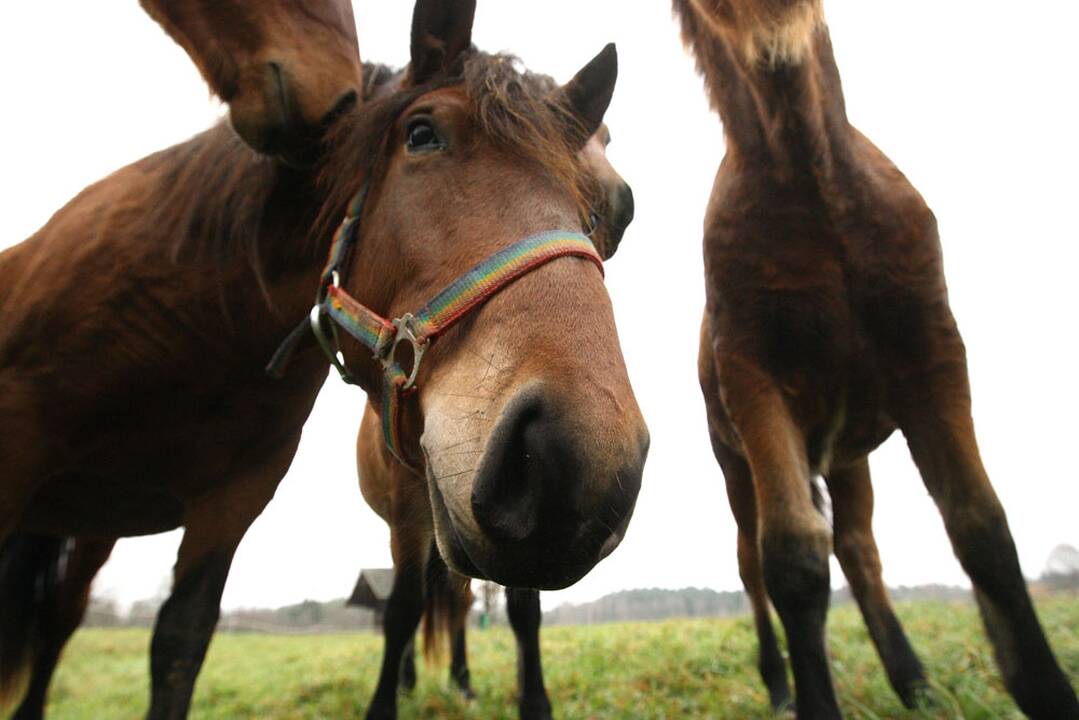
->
[[268, 182, 604, 468]]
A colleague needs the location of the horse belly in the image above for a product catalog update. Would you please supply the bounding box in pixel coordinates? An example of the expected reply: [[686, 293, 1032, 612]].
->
[[19, 475, 183, 537]]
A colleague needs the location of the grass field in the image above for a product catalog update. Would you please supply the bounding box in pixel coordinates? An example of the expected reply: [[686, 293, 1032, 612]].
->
[[38, 596, 1079, 719]]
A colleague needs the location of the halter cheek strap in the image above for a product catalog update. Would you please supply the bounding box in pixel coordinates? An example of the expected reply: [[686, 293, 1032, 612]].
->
[[268, 184, 604, 468]]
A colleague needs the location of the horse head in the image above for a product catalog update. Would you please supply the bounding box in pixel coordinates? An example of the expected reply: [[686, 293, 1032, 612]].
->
[[324, 0, 647, 590], [141, 0, 363, 164]]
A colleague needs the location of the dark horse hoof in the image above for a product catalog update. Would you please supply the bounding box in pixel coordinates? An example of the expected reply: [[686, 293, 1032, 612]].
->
[[763, 669, 792, 713], [768, 686, 793, 714], [364, 703, 396, 720], [896, 676, 932, 711], [519, 699, 553, 720]]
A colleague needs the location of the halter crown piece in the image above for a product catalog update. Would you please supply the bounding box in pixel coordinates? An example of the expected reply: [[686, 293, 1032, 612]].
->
[[268, 182, 605, 468]]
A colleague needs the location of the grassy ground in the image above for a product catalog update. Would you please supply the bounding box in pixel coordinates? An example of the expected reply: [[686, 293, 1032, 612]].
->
[[37, 596, 1079, 719]]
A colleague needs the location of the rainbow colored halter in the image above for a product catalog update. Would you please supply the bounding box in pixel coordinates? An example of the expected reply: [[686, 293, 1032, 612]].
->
[[268, 183, 604, 467]]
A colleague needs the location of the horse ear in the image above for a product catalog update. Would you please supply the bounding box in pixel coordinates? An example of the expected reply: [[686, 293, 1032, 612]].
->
[[554, 43, 618, 148], [409, 0, 477, 85]]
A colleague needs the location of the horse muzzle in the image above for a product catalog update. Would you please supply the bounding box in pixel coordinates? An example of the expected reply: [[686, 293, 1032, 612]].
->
[[425, 383, 647, 589]]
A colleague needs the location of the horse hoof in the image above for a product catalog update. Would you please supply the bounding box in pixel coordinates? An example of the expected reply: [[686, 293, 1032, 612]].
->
[[897, 677, 932, 710], [364, 705, 396, 720], [519, 700, 553, 720]]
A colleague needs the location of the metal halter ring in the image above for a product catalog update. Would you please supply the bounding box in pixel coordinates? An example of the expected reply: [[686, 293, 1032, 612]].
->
[[382, 313, 427, 391]]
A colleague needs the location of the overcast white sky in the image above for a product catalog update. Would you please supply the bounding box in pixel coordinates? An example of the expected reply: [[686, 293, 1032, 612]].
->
[[1, 2, 1077, 613]]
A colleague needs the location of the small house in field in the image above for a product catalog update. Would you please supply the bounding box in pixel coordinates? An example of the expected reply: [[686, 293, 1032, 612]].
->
[[348, 568, 395, 624]]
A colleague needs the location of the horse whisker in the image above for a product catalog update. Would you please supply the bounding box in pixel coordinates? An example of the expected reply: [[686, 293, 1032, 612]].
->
[[434, 467, 476, 482]]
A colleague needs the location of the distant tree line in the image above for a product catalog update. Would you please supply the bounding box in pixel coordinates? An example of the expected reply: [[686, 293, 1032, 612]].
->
[[543, 586, 751, 626], [85, 596, 380, 633], [83, 544, 1077, 632]]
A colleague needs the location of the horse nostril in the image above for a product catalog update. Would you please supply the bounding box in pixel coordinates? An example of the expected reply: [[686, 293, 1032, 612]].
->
[[266, 61, 289, 115], [471, 389, 561, 543], [321, 89, 358, 127], [604, 183, 635, 257], [615, 183, 635, 231]]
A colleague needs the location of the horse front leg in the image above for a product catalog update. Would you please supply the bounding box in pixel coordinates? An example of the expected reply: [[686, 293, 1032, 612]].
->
[[505, 587, 551, 720], [366, 540, 430, 720], [897, 366, 1079, 719], [701, 334, 791, 711], [13, 538, 115, 720], [148, 436, 296, 720], [712, 438, 792, 711], [721, 361, 841, 720], [824, 458, 926, 708], [397, 637, 417, 692]]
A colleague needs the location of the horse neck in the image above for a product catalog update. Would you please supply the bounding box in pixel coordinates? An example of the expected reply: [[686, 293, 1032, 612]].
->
[[160, 125, 333, 322], [708, 26, 853, 181]]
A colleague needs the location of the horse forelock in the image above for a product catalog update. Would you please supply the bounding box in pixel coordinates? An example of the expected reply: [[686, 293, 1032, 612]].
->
[[464, 52, 588, 215]]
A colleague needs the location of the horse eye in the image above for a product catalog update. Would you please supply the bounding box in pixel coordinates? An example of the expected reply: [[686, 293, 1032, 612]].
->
[[406, 120, 442, 152]]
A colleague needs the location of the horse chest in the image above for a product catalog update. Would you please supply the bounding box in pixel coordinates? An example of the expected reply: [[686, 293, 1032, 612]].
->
[[704, 220, 907, 469]]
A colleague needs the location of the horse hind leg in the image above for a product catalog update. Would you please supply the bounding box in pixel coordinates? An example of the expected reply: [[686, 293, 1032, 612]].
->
[[712, 439, 791, 711], [0, 534, 60, 715], [897, 369, 1079, 719], [12, 537, 115, 720], [824, 458, 927, 708], [448, 573, 474, 700]]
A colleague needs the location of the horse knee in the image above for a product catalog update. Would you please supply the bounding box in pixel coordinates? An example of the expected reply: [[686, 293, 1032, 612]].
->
[[946, 502, 1023, 593], [760, 521, 832, 614]]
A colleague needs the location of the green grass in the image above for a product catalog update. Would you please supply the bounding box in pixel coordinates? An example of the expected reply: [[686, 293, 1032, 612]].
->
[[38, 597, 1079, 719]]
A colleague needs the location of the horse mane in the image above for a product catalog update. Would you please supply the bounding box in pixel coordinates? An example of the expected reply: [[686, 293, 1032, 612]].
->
[[463, 52, 585, 206], [316, 52, 588, 242], [142, 51, 591, 283], [362, 62, 405, 101], [140, 62, 410, 272], [672, 0, 768, 148], [139, 124, 286, 268]]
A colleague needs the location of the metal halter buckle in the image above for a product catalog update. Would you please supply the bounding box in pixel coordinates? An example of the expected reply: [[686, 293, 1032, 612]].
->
[[309, 305, 353, 383], [383, 313, 427, 391]]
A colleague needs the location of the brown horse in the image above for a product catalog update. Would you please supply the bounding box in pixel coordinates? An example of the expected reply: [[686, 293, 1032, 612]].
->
[[0, 1, 362, 717], [355, 112, 635, 719], [673, 0, 1079, 718], [0, 1, 645, 718]]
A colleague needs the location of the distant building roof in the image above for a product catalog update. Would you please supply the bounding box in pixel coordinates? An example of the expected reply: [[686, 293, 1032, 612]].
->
[[348, 568, 396, 609]]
